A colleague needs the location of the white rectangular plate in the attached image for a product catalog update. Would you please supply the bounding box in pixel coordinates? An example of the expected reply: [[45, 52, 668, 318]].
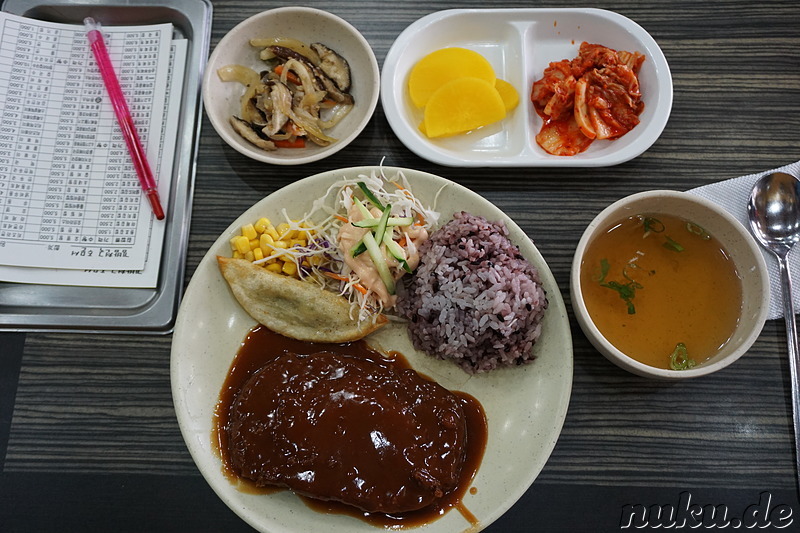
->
[[381, 8, 673, 167]]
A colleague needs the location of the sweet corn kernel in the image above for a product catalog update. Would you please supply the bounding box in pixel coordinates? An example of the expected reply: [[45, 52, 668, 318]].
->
[[282, 261, 298, 276], [232, 216, 321, 279], [278, 228, 300, 241], [233, 235, 250, 255], [254, 217, 270, 234], [241, 224, 257, 241]]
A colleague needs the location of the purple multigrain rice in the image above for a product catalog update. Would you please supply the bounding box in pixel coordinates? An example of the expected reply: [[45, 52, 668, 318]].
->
[[396, 212, 548, 374]]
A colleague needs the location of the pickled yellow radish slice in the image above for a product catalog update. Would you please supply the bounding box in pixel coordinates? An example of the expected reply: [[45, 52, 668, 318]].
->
[[408, 47, 496, 108], [494, 78, 519, 112], [422, 77, 506, 138]]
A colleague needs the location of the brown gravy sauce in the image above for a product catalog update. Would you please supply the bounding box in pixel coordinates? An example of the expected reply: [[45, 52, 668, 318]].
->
[[213, 325, 488, 528]]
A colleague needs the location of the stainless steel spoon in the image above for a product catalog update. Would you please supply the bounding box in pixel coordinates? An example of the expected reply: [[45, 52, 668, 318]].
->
[[748, 171, 800, 495]]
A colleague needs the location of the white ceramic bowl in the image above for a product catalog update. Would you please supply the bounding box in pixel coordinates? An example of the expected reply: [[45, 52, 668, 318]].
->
[[570, 190, 770, 379], [382, 8, 672, 167], [203, 7, 380, 165]]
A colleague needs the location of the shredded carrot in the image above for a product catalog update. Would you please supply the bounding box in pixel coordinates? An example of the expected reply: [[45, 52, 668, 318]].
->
[[334, 214, 349, 223], [322, 271, 368, 295], [323, 271, 348, 282], [391, 180, 415, 199], [274, 64, 302, 85], [397, 235, 408, 247]]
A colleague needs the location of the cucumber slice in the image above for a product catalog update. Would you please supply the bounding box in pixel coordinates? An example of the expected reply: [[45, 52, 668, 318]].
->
[[373, 204, 392, 245], [353, 197, 374, 220], [384, 231, 411, 273], [350, 241, 367, 257], [357, 181, 386, 211], [362, 231, 395, 295]]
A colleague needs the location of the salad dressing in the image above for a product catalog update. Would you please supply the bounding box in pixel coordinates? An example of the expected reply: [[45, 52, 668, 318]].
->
[[338, 203, 428, 308], [339, 205, 396, 306]]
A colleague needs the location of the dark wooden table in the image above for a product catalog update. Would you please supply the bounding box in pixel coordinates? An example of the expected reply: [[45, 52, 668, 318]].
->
[[2, 0, 800, 531]]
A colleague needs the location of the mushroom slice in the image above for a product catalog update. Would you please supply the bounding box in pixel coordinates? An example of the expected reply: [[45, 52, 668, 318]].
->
[[251, 37, 322, 65], [229, 116, 276, 151], [217, 256, 388, 343], [268, 45, 354, 105], [314, 69, 354, 106], [310, 42, 351, 92]]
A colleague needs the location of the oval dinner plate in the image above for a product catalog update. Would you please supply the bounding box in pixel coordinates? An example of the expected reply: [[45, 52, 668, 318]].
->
[[381, 8, 673, 167], [171, 166, 573, 532]]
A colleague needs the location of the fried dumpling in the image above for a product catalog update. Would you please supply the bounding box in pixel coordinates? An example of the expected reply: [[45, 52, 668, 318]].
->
[[217, 256, 387, 342]]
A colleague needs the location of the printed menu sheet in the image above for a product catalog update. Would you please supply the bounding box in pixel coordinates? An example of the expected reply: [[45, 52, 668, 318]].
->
[[0, 12, 186, 288]]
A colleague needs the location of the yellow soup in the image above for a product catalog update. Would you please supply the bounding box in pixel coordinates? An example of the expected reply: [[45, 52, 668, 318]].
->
[[579, 213, 743, 370]]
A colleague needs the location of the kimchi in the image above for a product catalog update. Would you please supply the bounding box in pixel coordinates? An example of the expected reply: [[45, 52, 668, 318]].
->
[[530, 42, 645, 156]]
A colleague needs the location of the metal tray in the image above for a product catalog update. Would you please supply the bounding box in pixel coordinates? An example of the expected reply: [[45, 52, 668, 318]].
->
[[0, 0, 212, 333]]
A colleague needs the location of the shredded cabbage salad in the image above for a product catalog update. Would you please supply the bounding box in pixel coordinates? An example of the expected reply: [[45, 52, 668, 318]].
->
[[253, 167, 441, 321]]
